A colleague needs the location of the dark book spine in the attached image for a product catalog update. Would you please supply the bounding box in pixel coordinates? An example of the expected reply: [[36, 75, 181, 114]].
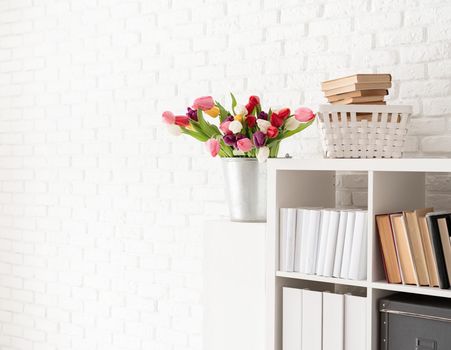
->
[[426, 216, 450, 289]]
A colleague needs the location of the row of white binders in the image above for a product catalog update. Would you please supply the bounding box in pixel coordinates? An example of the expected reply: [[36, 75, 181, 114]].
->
[[280, 208, 368, 280], [283, 288, 367, 350]]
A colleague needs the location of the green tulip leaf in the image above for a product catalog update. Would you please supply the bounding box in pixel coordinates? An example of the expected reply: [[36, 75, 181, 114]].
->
[[230, 92, 237, 115]]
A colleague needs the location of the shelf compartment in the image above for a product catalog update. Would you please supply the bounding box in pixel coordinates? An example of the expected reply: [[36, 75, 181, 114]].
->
[[372, 281, 451, 298], [369, 171, 426, 283]]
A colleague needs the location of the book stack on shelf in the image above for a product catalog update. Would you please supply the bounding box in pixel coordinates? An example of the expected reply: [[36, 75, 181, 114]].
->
[[279, 208, 368, 281], [376, 208, 451, 289], [321, 74, 392, 105], [283, 287, 366, 350]]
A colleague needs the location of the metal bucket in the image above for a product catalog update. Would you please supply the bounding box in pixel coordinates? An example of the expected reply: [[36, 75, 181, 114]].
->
[[221, 158, 267, 222]]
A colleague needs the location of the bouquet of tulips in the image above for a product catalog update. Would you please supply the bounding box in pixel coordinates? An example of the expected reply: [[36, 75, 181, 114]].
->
[[162, 94, 315, 162]]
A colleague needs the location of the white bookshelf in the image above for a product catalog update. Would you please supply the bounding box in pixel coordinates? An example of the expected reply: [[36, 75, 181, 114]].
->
[[266, 158, 451, 350]]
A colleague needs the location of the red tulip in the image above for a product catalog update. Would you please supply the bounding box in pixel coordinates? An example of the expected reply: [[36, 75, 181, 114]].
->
[[174, 116, 190, 127], [249, 95, 260, 106], [192, 96, 214, 111], [267, 125, 279, 138], [278, 108, 291, 119], [245, 95, 260, 114], [246, 116, 256, 128], [270, 112, 284, 128]]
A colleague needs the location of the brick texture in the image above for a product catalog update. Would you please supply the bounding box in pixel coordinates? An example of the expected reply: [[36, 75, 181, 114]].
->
[[0, 0, 450, 349]]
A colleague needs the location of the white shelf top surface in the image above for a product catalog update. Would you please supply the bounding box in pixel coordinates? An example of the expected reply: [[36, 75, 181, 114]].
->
[[268, 158, 451, 172], [276, 271, 368, 288], [277, 272, 451, 298]]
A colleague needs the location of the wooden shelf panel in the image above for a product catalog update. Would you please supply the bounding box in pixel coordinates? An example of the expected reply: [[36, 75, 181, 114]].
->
[[372, 281, 451, 298], [276, 271, 368, 288]]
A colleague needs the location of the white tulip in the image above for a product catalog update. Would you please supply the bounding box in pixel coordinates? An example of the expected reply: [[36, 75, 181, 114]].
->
[[235, 104, 248, 116], [257, 146, 270, 163], [167, 124, 181, 136], [257, 119, 271, 134], [229, 120, 242, 134], [284, 117, 301, 131]]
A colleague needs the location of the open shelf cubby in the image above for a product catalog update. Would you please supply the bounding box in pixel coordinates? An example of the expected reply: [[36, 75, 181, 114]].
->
[[266, 158, 451, 350]]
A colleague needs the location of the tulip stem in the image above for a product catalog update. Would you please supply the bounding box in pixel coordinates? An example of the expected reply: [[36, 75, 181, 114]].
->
[[270, 142, 280, 158]]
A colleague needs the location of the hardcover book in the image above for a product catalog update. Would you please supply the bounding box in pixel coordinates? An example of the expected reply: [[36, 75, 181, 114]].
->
[[321, 74, 392, 91], [376, 214, 402, 284]]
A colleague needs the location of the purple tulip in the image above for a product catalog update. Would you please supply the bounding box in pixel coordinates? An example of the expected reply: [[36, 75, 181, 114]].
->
[[186, 107, 198, 121], [225, 115, 234, 122], [258, 111, 268, 120], [223, 134, 236, 147], [253, 131, 266, 148], [236, 133, 245, 142], [223, 133, 246, 148]]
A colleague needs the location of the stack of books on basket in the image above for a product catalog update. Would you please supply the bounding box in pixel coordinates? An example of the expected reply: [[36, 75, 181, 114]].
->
[[376, 209, 451, 289], [279, 208, 368, 281], [321, 74, 392, 105]]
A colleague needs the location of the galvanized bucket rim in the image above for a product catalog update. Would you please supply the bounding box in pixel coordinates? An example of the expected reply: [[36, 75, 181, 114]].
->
[[220, 157, 288, 162], [221, 157, 259, 162]]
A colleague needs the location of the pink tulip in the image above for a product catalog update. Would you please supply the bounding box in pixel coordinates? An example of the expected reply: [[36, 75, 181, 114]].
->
[[162, 111, 175, 124], [237, 138, 253, 152], [294, 107, 315, 122], [220, 121, 232, 135], [206, 139, 220, 157], [193, 96, 215, 111]]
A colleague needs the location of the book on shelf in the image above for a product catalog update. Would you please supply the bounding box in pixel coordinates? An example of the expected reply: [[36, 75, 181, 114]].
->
[[375, 214, 402, 284], [280, 208, 296, 272], [332, 211, 348, 278], [404, 210, 430, 286], [323, 292, 344, 350], [283, 289, 366, 350], [294, 209, 304, 272], [348, 211, 368, 280], [340, 211, 357, 279], [416, 208, 439, 287], [426, 212, 451, 289], [283, 287, 302, 350], [323, 210, 341, 277], [437, 217, 451, 284], [377, 208, 451, 290], [302, 290, 322, 350], [321, 73, 392, 91], [323, 82, 392, 97], [298, 209, 311, 273], [327, 89, 389, 102], [279, 207, 367, 281], [302, 209, 322, 274], [344, 294, 367, 350], [390, 213, 419, 285], [315, 209, 331, 275]]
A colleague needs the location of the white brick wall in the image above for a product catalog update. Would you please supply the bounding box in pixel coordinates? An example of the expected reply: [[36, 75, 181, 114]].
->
[[0, 0, 450, 349]]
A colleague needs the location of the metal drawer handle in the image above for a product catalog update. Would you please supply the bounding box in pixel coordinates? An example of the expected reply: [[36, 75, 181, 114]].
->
[[416, 338, 436, 350]]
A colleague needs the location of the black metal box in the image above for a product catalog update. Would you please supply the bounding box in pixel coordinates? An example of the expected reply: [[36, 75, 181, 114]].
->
[[380, 293, 451, 350]]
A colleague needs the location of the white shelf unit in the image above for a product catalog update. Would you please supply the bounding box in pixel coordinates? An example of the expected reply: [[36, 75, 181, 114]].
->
[[266, 158, 451, 350]]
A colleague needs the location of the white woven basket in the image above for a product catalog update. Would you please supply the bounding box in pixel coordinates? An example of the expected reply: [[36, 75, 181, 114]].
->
[[317, 104, 412, 159]]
